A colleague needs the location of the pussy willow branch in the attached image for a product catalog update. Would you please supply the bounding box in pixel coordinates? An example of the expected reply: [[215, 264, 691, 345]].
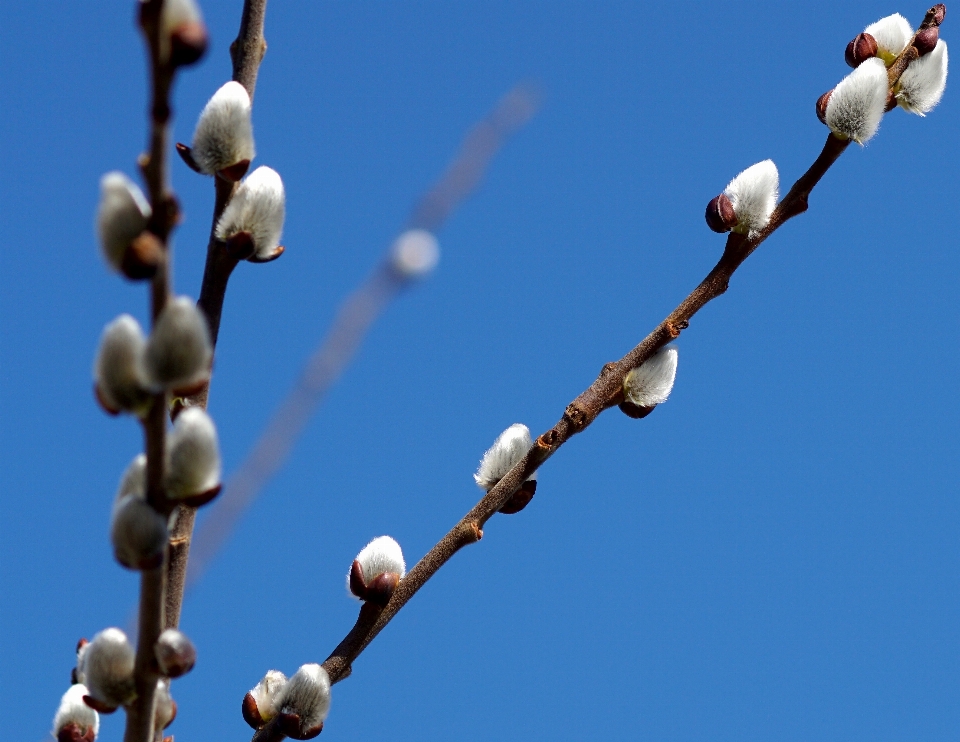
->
[[163, 0, 269, 632], [314, 131, 850, 691], [185, 82, 540, 595], [126, 1, 177, 740], [310, 18, 945, 689]]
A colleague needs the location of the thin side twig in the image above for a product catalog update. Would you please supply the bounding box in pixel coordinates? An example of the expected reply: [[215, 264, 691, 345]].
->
[[163, 0, 270, 631]]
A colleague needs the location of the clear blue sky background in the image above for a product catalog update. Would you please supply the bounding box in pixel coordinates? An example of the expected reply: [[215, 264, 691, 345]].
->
[[1, 2, 958, 740]]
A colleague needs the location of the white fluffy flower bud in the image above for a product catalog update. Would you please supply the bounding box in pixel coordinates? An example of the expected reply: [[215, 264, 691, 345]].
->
[[53, 684, 99, 742], [142, 297, 212, 392], [161, 0, 207, 67], [243, 670, 288, 729], [110, 454, 167, 570], [897, 39, 949, 115], [191, 81, 255, 179], [276, 664, 331, 740], [864, 13, 914, 61], [620, 343, 678, 418], [391, 229, 440, 277], [80, 628, 135, 712], [824, 57, 889, 144], [93, 315, 151, 416], [215, 166, 286, 262], [474, 423, 537, 491], [165, 407, 221, 505], [347, 536, 406, 605], [721, 160, 779, 236], [96, 172, 151, 273]]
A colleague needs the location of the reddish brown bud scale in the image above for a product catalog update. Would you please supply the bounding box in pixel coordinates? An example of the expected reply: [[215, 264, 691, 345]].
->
[[704, 193, 737, 233], [177, 483, 222, 508], [348, 560, 367, 600], [170, 21, 208, 67], [365, 572, 401, 606], [82, 694, 118, 714], [884, 89, 898, 112], [816, 90, 833, 125], [242, 692, 264, 729], [914, 26, 940, 55], [845, 32, 879, 67], [247, 244, 286, 263], [217, 159, 251, 183], [498, 479, 538, 514], [57, 723, 96, 742], [618, 401, 656, 419], [121, 232, 164, 280], [94, 383, 122, 416], [175, 143, 202, 173], [279, 712, 324, 740], [224, 230, 256, 260]]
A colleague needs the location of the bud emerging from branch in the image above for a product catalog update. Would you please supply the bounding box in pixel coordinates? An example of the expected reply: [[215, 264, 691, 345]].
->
[[154, 680, 177, 730], [243, 670, 287, 729], [276, 664, 331, 740], [348, 535, 406, 605], [620, 343, 678, 418], [391, 229, 440, 278], [53, 684, 99, 742], [142, 297, 213, 392], [190, 81, 255, 179], [96, 172, 155, 278], [474, 423, 539, 513], [164, 407, 221, 505], [155, 629, 197, 678], [822, 57, 888, 144], [161, 0, 207, 67], [93, 315, 151, 416], [215, 166, 286, 262], [707, 160, 779, 237], [110, 454, 167, 570], [897, 39, 949, 114], [845, 33, 879, 67], [864, 13, 915, 62], [80, 628, 135, 712]]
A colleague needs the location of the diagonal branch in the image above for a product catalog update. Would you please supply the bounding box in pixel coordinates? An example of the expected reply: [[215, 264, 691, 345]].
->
[[317, 131, 851, 687]]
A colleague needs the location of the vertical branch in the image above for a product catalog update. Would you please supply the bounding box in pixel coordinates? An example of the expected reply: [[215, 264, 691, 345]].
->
[[163, 0, 270, 632]]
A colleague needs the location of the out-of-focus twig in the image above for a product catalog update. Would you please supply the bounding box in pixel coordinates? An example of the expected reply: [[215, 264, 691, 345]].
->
[[185, 82, 542, 592]]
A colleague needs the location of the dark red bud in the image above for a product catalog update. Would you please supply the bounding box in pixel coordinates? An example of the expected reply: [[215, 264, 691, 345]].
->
[[348, 560, 367, 600], [121, 231, 164, 280], [247, 245, 286, 264], [298, 723, 324, 739], [498, 479, 537, 514], [816, 90, 833, 125], [217, 159, 251, 183], [914, 26, 939, 55], [618, 401, 656, 419], [279, 713, 324, 740], [845, 32, 879, 67], [885, 89, 899, 112], [170, 21, 208, 68], [365, 572, 401, 606], [224, 231, 256, 260], [704, 193, 737, 234], [57, 723, 96, 742], [242, 692, 264, 729], [155, 630, 197, 678], [177, 484, 222, 508], [82, 695, 118, 714], [169, 374, 211, 399], [76, 638, 89, 653], [175, 143, 202, 173]]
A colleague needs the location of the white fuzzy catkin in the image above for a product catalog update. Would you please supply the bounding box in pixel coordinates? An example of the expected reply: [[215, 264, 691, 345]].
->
[[111, 493, 167, 570], [94, 315, 150, 415], [142, 296, 212, 391], [191, 81, 255, 175], [864, 13, 914, 60], [215, 166, 285, 258], [474, 423, 538, 491], [165, 407, 221, 499], [722, 160, 779, 236], [391, 229, 440, 277], [249, 670, 288, 723], [825, 57, 889, 144], [277, 664, 331, 732], [349, 536, 406, 597], [97, 172, 151, 271], [623, 344, 678, 407], [81, 628, 136, 709], [898, 40, 949, 115], [52, 684, 100, 740], [159, 0, 203, 61]]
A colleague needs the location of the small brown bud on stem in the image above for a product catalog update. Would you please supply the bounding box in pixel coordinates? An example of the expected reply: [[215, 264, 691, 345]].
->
[[845, 32, 879, 67], [816, 90, 833, 125], [704, 193, 737, 233], [914, 26, 940, 55], [498, 479, 538, 514]]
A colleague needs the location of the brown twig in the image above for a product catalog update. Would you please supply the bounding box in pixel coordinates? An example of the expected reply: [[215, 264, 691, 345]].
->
[[314, 132, 851, 689], [163, 0, 270, 632], [125, 1, 177, 740], [184, 82, 541, 596]]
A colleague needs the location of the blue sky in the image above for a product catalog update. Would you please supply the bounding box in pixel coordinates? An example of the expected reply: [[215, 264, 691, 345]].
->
[[1, 2, 958, 740]]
